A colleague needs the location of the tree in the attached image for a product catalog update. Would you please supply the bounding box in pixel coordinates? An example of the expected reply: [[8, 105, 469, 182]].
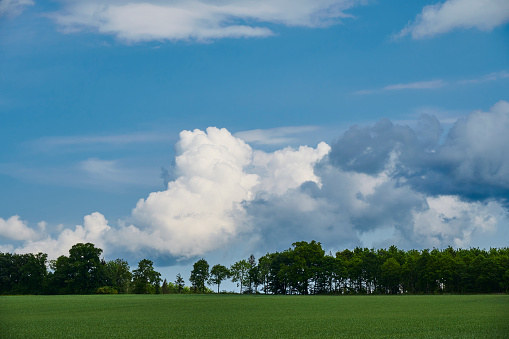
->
[[161, 279, 170, 294], [105, 259, 132, 293], [190, 259, 209, 293], [132, 259, 161, 294], [48, 255, 72, 294], [230, 259, 250, 293], [175, 273, 185, 293], [381, 258, 401, 294], [258, 254, 272, 294], [208, 264, 230, 293], [67, 243, 107, 294], [246, 254, 261, 294]]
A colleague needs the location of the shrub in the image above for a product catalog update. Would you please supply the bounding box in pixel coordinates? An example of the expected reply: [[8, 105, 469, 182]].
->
[[96, 286, 118, 294]]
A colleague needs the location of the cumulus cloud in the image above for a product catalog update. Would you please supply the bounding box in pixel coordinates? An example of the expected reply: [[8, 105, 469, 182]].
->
[[130, 127, 329, 257], [12, 212, 111, 259], [5, 104, 509, 262], [399, 0, 509, 39], [48, 0, 364, 42], [0, 0, 33, 17], [435, 101, 509, 195], [0, 215, 38, 241], [330, 101, 509, 200]]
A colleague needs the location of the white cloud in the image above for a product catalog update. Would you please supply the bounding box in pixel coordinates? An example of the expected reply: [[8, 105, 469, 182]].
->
[[131, 127, 329, 257], [9, 127, 330, 260], [399, 0, 509, 39], [36, 132, 174, 149], [251, 143, 330, 195], [458, 70, 509, 85], [355, 71, 509, 95], [6, 111, 509, 262], [0, 0, 34, 17], [0, 215, 38, 241], [235, 126, 320, 146], [14, 212, 111, 259], [78, 158, 150, 186], [384, 80, 445, 91], [412, 195, 502, 248], [49, 0, 364, 43], [355, 80, 445, 94]]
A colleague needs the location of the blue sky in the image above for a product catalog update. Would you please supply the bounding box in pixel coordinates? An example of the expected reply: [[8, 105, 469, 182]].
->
[[1, 0, 509, 278]]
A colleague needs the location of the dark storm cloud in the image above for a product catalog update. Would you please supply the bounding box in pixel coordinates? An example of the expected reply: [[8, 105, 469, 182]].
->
[[244, 101, 509, 251], [329, 101, 509, 202]]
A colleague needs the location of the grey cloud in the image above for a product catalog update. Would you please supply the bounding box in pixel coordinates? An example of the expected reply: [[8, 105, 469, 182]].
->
[[244, 101, 509, 252], [329, 101, 509, 202], [329, 116, 439, 175]]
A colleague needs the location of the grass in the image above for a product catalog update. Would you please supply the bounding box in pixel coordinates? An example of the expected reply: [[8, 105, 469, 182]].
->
[[1, 294, 508, 338]]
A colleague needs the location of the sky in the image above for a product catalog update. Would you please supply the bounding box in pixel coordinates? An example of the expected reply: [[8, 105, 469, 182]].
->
[[1, 0, 509, 282]]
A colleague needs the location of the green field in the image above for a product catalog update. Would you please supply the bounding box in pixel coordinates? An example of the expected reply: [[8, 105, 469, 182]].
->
[[1, 295, 508, 338]]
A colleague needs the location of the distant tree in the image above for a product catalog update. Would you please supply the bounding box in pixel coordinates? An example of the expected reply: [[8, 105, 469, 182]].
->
[[175, 273, 185, 293], [67, 243, 107, 294], [132, 259, 161, 294], [162, 278, 170, 294], [0, 252, 48, 295], [258, 254, 272, 294], [208, 264, 230, 293], [105, 259, 132, 293], [246, 254, 260, 293], [381, 258, 401, 294], [230, 259, 250, 293], [48, 255, 72, 294], [190, 259, 209, 293]]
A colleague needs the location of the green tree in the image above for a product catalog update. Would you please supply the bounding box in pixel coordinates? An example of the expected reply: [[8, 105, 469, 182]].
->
[[381, 258, 401, 294], [105, 259, 132, 293], [208, 264, 230, 293], [48, 255, 72, 294], [161, 278, 170, 294], [175, 273, 185, 293], [132, 259, 161, 294], [258, 254, 272, 294], [67, 243, 107, 294], [190, 259, 209, 293], [230, 259, 250, 293]]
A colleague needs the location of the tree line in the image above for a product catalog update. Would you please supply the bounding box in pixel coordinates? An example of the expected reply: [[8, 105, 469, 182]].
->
[[1, 241, 508, 295]]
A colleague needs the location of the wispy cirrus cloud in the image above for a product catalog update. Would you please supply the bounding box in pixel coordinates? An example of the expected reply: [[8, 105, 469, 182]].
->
[[384, 80, 445, 91], [457, 70, 509, 85], [0, 0, 33, 17], [355, 71, 509, 95], [234, 126, 320, 146], [397, 0, 509, 39], [47, 0, 366, 43], [354, 80, 445, 95], [36, 132, 174, 149]]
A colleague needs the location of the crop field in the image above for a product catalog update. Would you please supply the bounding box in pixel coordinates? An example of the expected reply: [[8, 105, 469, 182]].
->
[[1, 294, 508, 338]]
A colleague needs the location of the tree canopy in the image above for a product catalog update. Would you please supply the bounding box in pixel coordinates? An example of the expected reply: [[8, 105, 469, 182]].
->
[[1, 241, 508, 295]]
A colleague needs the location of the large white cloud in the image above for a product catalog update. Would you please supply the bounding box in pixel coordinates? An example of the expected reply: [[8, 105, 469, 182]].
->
[[0, 215, 38, 241], [49, 0, 363, 42], [131, 127, 329, 257], [399, 0, 509, 39], [5, 105, 509, 262]]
